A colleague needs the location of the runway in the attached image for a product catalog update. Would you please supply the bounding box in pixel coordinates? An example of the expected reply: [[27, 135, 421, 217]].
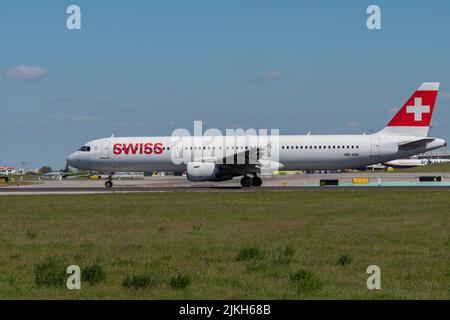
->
[[1, 172, 450, 194]]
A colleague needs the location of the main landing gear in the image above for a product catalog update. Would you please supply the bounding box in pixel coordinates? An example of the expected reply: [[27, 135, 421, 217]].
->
[[105, 173, 114, 188], [240, 175, 262, 188]]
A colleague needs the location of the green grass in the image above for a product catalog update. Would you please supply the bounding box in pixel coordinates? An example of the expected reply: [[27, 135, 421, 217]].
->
[[0, 190, 450, 299], [122, 274, 155, 289]]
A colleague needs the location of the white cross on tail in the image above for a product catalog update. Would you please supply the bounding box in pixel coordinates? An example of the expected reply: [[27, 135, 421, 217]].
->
[[406, 97, 430, 121]]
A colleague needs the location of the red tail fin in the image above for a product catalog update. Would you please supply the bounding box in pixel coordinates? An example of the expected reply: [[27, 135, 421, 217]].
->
[[379, 82, 440, 136]]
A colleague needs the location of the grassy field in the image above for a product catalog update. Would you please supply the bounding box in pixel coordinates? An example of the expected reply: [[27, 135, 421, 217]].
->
[[0, 190, 450, 299]]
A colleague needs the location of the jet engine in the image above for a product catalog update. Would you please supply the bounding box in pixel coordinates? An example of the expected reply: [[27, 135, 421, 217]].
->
[[186, 162, 234, 182]]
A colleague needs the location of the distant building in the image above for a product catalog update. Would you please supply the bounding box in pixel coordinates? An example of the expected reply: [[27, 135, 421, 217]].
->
[[0, 166, 17, 175], [0, 166, 27, 175]]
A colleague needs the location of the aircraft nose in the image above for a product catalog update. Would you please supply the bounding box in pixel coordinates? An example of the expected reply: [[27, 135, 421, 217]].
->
[[66, 152, 77, 167]]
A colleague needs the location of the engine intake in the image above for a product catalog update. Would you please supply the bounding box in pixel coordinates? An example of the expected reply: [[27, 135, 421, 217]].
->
[[186, 162, 233, 182]]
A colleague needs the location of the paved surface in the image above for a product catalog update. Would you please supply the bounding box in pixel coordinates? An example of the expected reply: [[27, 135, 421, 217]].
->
[[1, 172, 450, 194]]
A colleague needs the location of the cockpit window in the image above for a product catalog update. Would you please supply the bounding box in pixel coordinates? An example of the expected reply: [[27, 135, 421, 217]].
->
[[79, 146, 91, 152]]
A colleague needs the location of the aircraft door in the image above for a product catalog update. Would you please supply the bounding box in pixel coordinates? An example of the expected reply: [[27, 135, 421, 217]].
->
[[100, 139, 111, 159], [370, 137, 381, 157]]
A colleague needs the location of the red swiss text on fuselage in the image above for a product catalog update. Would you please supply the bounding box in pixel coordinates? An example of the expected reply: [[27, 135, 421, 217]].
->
[[113, 143, 164, 155]]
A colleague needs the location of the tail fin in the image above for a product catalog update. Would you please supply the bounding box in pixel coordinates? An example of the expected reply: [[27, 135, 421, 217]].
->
[[377, 82, 440, 136]]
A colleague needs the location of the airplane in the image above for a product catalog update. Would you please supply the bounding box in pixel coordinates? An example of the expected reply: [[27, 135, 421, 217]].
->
[[41, 171, 67, 180], [384, 158, 450, 168], [67, 82, 447, 188]]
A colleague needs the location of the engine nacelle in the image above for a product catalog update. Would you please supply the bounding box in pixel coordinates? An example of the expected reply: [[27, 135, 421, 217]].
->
[[186, 162, 233, 182]]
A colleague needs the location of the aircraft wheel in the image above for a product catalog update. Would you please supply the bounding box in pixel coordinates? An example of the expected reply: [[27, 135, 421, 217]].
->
[[240, 176, 253, 188], [252, 176, 262, 187], [105, 180, 113, 188]]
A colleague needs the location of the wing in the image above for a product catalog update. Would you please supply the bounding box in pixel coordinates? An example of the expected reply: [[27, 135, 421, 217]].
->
[[198, 144, 284, 174], [200, 146, 268, 174], [221, 146, 265, 166]]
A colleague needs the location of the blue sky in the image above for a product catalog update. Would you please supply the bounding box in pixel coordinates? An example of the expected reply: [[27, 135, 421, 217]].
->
[[1, 0, 450, 169]]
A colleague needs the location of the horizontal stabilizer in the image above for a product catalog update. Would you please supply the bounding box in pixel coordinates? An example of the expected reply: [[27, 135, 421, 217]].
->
[[398, 138, 435, 147]]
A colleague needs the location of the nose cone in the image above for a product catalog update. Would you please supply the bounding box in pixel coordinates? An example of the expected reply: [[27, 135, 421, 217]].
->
[[66, 152, 78, 168]]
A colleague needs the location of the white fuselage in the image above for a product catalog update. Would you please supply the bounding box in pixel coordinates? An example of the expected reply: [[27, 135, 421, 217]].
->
[[67, 134, 446, 173]]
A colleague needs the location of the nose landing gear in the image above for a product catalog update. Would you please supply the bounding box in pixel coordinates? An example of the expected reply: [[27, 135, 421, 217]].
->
[[105, 173, 114, 188]]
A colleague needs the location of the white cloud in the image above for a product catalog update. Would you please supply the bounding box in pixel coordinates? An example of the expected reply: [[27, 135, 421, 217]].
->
[[5, 65, 47, 80], [347, 121, 360, 129], [249, 70, 281, 82]]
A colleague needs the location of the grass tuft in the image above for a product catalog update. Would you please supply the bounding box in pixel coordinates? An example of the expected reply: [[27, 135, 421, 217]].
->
[[337, 253, 353, 266], [122, 274, 154, 289], [169, 273, 191, 290], [273, 245, 296, 265], [82, 263, 106, 285], [236, 246, 263, 261], [34, 258, 66, 287], [290, 269, 322, 293], [26, 229, 37, 240]]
